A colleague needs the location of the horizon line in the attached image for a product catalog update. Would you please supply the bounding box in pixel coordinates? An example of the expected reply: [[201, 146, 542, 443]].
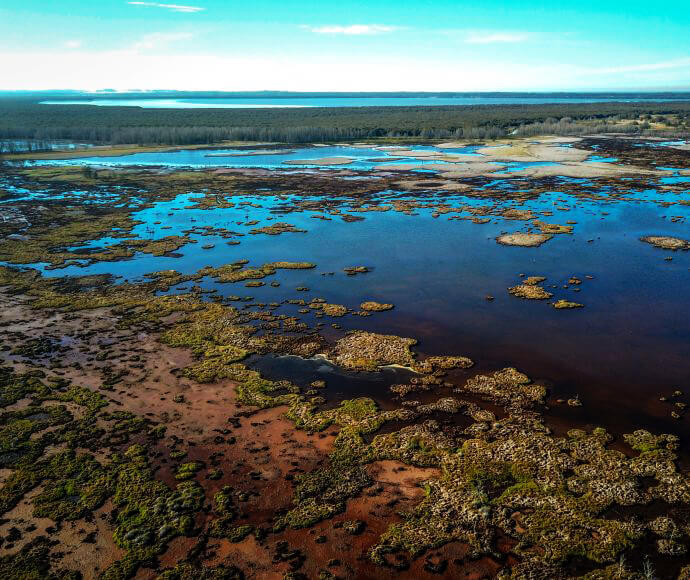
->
[[3, 88, 690, 95]]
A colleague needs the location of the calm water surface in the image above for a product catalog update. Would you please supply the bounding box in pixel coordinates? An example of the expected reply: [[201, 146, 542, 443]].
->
[[31, 144, 481, 170], [13, 179, 689, 436], [41, 96, 690, 108], [8, 138, 690, 437]]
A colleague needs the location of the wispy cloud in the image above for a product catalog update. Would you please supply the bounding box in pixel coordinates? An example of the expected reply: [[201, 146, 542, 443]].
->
[[127, 2, 205, 13], [587, 57, 690, 75], [63, 40, 82, 49], [464, 31, 530, 44], [131, 31, 194, 51], [303, 24, 400, 36]]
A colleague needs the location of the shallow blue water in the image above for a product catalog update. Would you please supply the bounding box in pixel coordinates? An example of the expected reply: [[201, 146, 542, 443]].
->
[[660, 176, 690, 184], [5, 160, 690, 431], [22, 186, 689, 414], [31, 144, 483, 170], [587, 155, 618, 163]]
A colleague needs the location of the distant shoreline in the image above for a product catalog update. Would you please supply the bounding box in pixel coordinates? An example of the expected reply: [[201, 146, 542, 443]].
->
[[2, 97, 689, 150]]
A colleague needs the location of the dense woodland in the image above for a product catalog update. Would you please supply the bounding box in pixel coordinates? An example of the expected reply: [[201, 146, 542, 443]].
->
[[1, 95, 689, 148]]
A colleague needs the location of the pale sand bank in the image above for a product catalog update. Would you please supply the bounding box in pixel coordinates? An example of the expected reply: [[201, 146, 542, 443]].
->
[[496, 233, 552, 247], [477, 143, 590, 163]]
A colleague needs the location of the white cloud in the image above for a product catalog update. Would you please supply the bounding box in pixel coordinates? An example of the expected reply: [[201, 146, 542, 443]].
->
[[585, 57, 690, 75], [0, 50, 580, 91], [303, 24, 400, 36], [1, 48, 688, 92], [131, 32, 194, 51], [464, 31, 530, 44], [127, 2, 205, 13], [63, 40, 82, 49]]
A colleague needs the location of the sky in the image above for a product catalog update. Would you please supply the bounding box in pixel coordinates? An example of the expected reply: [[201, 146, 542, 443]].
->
[[1, 0, 689, 91]]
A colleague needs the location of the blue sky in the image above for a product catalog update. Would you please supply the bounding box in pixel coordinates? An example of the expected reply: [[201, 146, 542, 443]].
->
[[1, 0, 689, 90]]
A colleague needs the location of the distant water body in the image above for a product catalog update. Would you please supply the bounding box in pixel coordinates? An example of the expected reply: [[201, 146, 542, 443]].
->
[[40, 95, 690, 109]]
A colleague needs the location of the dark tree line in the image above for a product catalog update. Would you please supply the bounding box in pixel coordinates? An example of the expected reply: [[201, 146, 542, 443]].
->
[[1, 97, 688, 147]]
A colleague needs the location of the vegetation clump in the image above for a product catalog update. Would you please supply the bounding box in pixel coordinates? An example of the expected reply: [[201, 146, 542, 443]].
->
[[343, 266, 370, 275], [533, 220, 574, 234], [640, 235, 690, 250], [332, 331, 417, 371], [508, 279, 554, 300], [248, 222, 306, 235], [413, 355, 474, 374], [316, 303, 348, 317], [553, 299, 584, 309], [496, 233, 552, 247], [360, 301, 394, 312]]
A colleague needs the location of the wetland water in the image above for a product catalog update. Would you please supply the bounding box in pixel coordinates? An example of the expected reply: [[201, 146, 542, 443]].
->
[[3, 135, 690, 578], [12, 148, 690, 438], [31, 144, 481, 170]]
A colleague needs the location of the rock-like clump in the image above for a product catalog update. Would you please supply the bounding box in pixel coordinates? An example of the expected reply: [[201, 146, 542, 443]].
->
[[640, 235, 690, 250], [496, 233, 552, 247]]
